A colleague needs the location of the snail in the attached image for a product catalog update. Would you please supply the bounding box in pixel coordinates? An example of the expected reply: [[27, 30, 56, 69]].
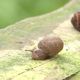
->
[[25, 36, 64, 60], [71, 12, 80, 31]]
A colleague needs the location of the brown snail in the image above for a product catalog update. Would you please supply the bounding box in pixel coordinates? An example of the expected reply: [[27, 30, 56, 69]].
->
[[25, 36, 64, 60], [71, 12, 80, 31], [38, 36, 64, 57]]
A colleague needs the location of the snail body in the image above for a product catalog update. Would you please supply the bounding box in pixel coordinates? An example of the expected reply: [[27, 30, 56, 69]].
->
[[38, 36, 64, 57], [71, 12, 80, 31], [32, 49, 49, 60]]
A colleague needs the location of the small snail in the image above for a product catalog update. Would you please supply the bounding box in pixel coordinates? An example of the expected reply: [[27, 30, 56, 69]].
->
[[25, 36, 64, 60], [71, 12, 80, 31], [38, 36, 64, 57]]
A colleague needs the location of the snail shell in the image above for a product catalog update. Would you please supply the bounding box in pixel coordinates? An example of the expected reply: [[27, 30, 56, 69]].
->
[[71, 12, 80, 31], [38, 36, 64, 57]]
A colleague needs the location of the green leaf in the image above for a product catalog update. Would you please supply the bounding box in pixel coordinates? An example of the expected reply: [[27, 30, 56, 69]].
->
[[0, 0, 80, 80]]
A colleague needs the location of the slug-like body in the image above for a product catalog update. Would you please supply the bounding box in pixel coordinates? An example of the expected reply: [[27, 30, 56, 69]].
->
[[32, 49, 49, 60]]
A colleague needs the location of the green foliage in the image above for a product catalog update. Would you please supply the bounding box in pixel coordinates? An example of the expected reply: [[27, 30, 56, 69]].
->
[[0, 0, 69, 28]]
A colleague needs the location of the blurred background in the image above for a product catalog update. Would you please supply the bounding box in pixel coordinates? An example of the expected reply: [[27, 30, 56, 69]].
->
[[0, 0, 69, 28]]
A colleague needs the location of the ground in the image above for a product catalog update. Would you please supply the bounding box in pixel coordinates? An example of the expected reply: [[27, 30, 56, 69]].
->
[[0, 0, 80, 80]]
